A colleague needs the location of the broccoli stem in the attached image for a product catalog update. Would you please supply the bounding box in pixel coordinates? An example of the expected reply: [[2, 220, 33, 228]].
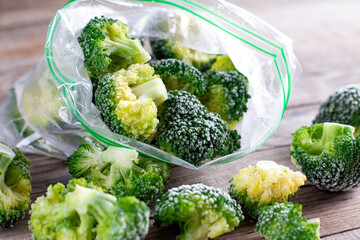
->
[[307, 218, 320, 239], [131, 78, 168, 106]]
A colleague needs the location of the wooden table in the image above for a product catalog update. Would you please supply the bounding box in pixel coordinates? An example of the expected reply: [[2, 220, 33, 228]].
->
[[1, 0, 360, 239]]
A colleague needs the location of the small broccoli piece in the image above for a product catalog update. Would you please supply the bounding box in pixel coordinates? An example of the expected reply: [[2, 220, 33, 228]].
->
[[229, 161, 306, 218], [256, 202, 320, 240], [78, 16, 150, 77], [156, 90, 241, 166], [154, 184, 243, 240], [29, 178, 150, 240], [150, 39, 216, 70], [290, 122, 360, 191], [95, 63, 167, 142], [201, 70, 250, 130], [67, 143, 171, 205], [150, 59, 207, 97], [210, 55, 236, 71], [313, 85, 360, 131], [0, 142, 31, 231]]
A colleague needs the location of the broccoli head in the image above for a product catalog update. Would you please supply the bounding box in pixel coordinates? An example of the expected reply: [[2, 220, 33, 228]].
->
[[290, 122, 360, 191], [156, 90, 241, 166], [201, 70, 250, 130], [78, 16, 150, 77], [29, 178, 150, 240], [313, 85, 360, 131], [210, 55, 236, 71], [229, 161, 306, 218], [0, 142, 31, 231], [256, 202, 320, 240], [95, 63, 168, 142], [150, 59, 207, 97], [154, 184, 243, 240], [67, 142, 171, 205]]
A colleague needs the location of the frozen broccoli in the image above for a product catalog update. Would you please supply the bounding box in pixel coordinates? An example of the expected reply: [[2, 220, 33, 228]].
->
[[229, 161, 306, 218], [78, 16, 150, 77], [256, 202, 320, 240], [290, 122, 360, 191], [0, 142, 31, 230], [29, 178, 150, 240], [201, 70, 250, 130], [210, 55, 236, 71], [313, 85, 360, 131], [156, 90, 241, 166], [67, 142, 171, 205], [95, 63, 168, 142], [154, 184, 243, 240], [150, 59, 207, 97]]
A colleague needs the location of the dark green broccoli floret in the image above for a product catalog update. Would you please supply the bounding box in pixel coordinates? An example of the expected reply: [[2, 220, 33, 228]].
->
[[201, 70, 250, 130], [0, 142, 31, 231], [290, 122, 360, 191], [154, 184, 243, 240], [29, 178, 150, 240], [313, 85, 360, 131], [150, 39, 216, 71], [67, 143, 171, 205], [156, 90, 241, 166], [78, 16, 150, 77], [256, 202, 320, 240], [95, 63, 167, 142], [149, 59, 207, 97], [210, 55, 236, 71]]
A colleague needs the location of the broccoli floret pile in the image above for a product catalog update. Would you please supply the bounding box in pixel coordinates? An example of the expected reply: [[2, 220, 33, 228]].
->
[[0, 142, 31, 230], [156, 90, 241, 166], [154, 183, 243, 240], [29, 178, 150, 240], [290, 122, 360, 191], [67, 142, 171, 205], [313, 85, 360, 131], [229, 161, 306, 218], [210, 55, 236, 71], [256, 202, 320, 240]]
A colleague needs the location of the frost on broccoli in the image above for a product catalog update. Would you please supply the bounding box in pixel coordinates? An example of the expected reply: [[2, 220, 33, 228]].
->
[[256, 202, 320, 240], [290, 122, 360, 191], [150, 59, 207, 97], [29, 178, 150, 240], [95, 63, 168, 142], [154, 184, 243, 240], [156, 90, 241, 166], [78, 16, 150, 77], [313, 85, 360, 131], [210, 55, 236, 71], [229, 161, 306, 218], [0, 142, 31, 231], [67, 143, 171, 205]]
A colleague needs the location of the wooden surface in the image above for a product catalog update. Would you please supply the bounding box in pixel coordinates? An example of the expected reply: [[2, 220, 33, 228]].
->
[[1, 0, 360, 239]]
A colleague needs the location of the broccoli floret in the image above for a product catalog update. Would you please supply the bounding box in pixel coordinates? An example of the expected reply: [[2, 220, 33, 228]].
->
[[156, 90, 241, 166], [313, 85, 360, 131], [150, 39, 216, 71], [290, 122, 360, 191], [95, 63, 168, 142], [201, 70, 250, 130], [0, 142, 31, 231], [29, 178, 150, 240], [229, 161, 306, 218], [154, 184, 243, 240], [149, 59, 207, 97], [210, 55, 236, 71], [256, 202, 320, 240], [67, 142, 171, 205], [78, 16, 150, 77]]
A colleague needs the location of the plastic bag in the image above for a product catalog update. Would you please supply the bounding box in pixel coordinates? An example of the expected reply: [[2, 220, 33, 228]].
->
[[2, 0, 301, 169]]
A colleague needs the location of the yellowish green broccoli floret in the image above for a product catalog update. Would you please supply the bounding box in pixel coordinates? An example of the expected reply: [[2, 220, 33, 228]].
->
[[154, 184, 243, 240], [29, 178, 150, 240], [0, 142, 31, 231], [95, 63, 168, 142], [229, 161, 305, 218], [67, 143, 171, 205], [290, 122, 360, 191], [256, 202, 320, 240], [210, 55, 236, 71]]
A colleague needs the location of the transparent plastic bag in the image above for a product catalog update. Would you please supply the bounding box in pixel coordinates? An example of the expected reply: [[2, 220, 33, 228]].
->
[[2, 0, 301, 169]]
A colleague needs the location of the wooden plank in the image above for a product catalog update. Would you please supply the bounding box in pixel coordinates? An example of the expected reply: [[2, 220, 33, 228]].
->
[[323, 229, 360, 240]]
